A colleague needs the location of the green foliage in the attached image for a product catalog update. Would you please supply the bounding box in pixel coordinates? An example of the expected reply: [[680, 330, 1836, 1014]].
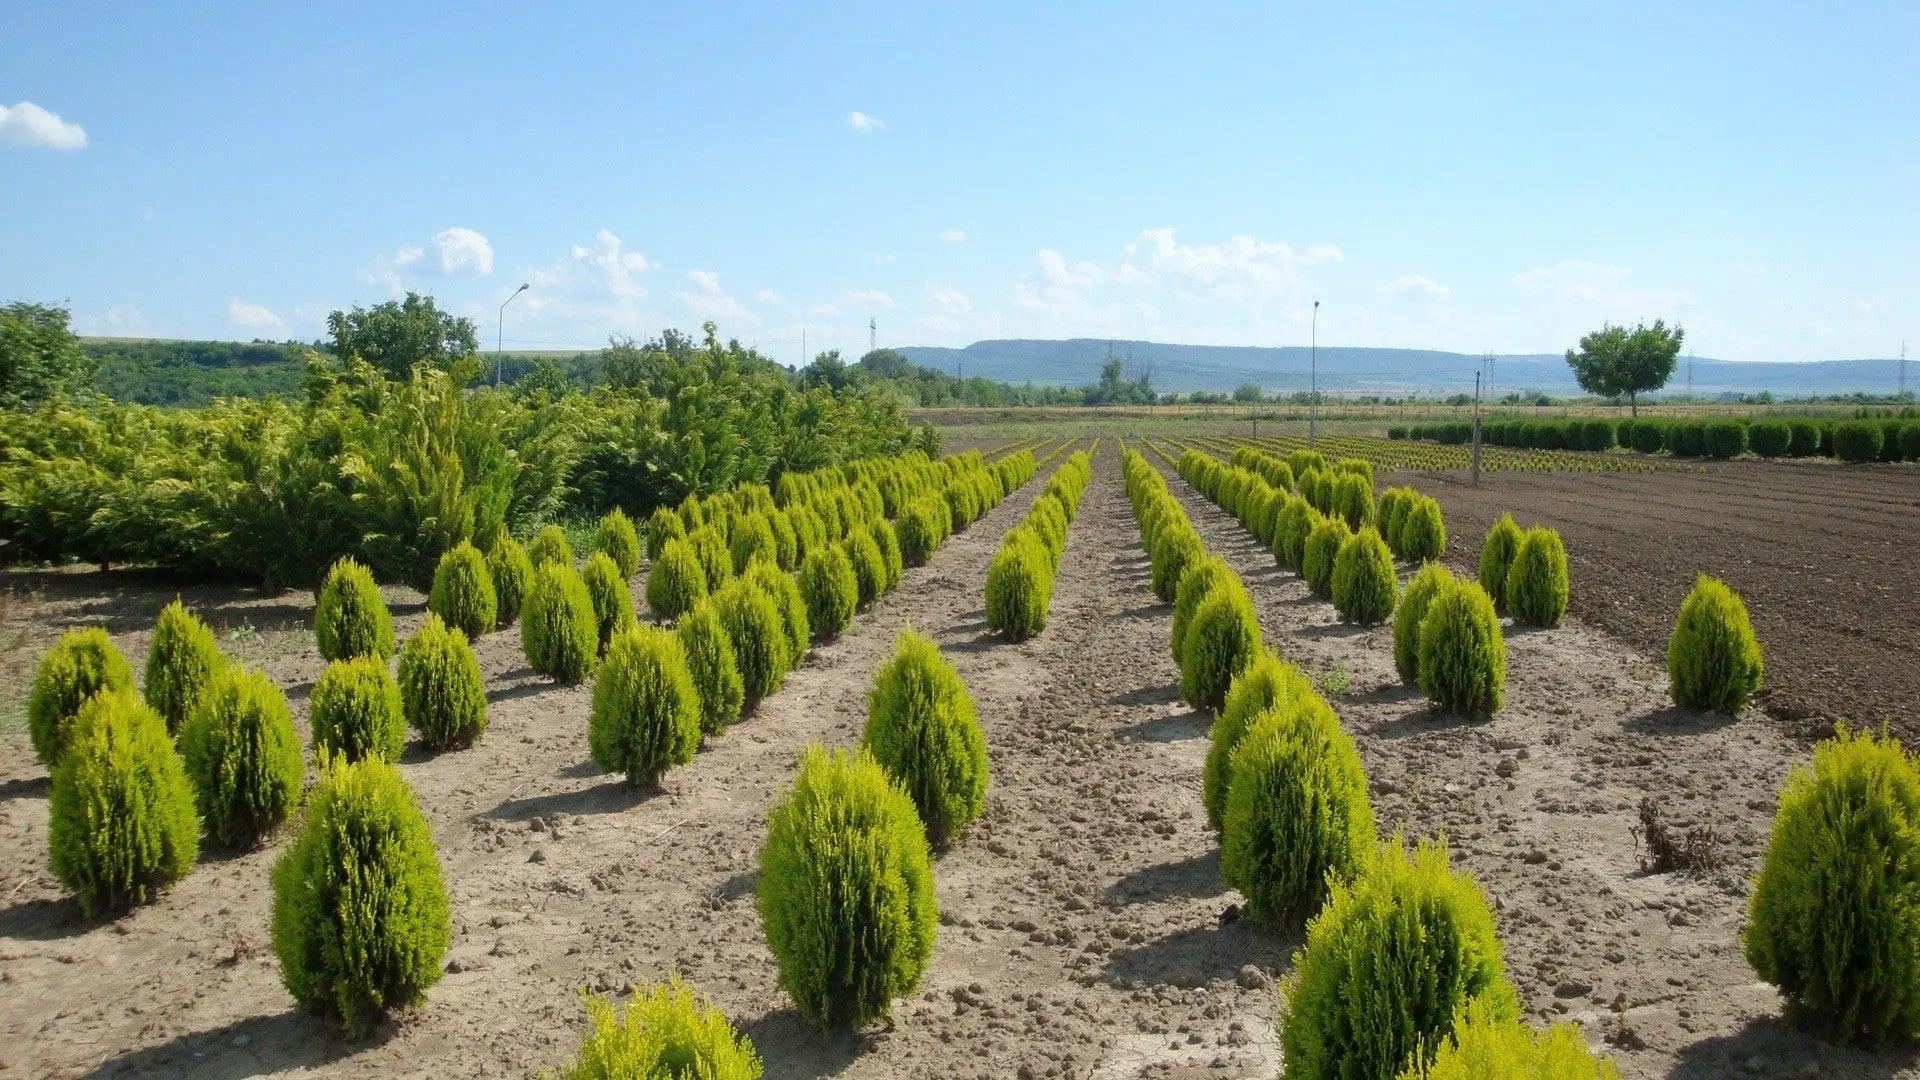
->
[[1834, 420, 1885, 463], [745, 561, 811, 666], [550, 979, 764, 1080], [30, 627, 139, 765], [589, 627, 702, 788], [1204, 653, 1317, 832], [1418, 580, 1507, 719], [582, 551, 640, 654], [1, 301, 99, 407], [1703, 419, 1748, 459], [1331, 526, 1398, 625], [844, 527, 888, 607], [590, 508, 640, 578], [528, 524, 576, 568], [689, 526, 734, 591], [1667, 574, 1764, 712], [870, 519, 904, 590], [1398, 495, 1447, 563], [1301, 514, 1352, 598], [757, 745, 937, 1030], [47, 692, 199, 916], [729, 513, 779, 573], [1150, 524, 1206, 603], [862, 630, 990, 844], [1395, 563, 1457, 685], [1171, 555, 1235, 660], [1402, 997, 1619, 1080], [1749, 420, 1792, 458], [895, 497, 948, 567], [1503, 527, 1569, 628], [325, 290, 478, 382], [315, 557, 395, 661], [143, 599, 226, 736], [271, 756, 450, 1034], [310, 656, 407, 763], [1282, 838, 1521, 1080], [179, 666, 303, 848], [1331, 471, 1376, 531], [487, 536, 535, 628], [1477, 514, 1523, 614], [714, 582, 792, 711], [523, 561, 601, 683], [645, 537, 709, 623], [1274, 496, 1315, 570], [644, 506, 686, 561], [1563, 319, 1683, 412], [986, 534, 1054, 642], [428, 541, 499, 639], [677, 600, 745, 735], [400, 614, 489, 748], [1180, 583, 1262, 712], [798, 543, 859, 639]]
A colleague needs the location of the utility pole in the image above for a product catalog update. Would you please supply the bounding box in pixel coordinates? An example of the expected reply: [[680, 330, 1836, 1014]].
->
[[1309, 300, 1320, 447], [869, 317, 877, 356], [1902, 341, 1909, 399], [495, 282, 529, 386], [1472, 370, 1483, 487], [1687, 351, 1695, 397]]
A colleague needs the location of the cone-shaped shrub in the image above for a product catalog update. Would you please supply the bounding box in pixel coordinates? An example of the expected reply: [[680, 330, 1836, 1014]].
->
[[676, 492, 705, 532], [645, 537, 709, 623], [310, 656, 406, 763], [400, 614, 488, 749], [1504, 527, 1569, 628], [1170, 555, 1235, 661], [488, 535, 535, 628], [1331, 472, 1376, 531], [315, 557, 394, 662], [1221, 697, 1376, 931], [48, 692, 198, 916], [677, 600, 744, 736], [1274, 496, 1314, 570], [862, 630, 989, 845], [869, 520, 903, 591], [528, 524, 575, 568], [428, 541, 498, 640], [179, 666, 303, 848], [1204, 653, 1317, 831], [1377, 488, 1412, 552], [985, 535, 1054, 642], [1281, 838, 1521, 1080], [589, 627, 702, 788], [1403, 997, 1619, 1080], [1394, 563, 1456, 685], [582, 551, 639, 655], [729, 514, 779, 574], [644, 505, 686, 561], [688, 526, 733, 592], [1180, 584, 1262, 712], [271, 756, 450, 1035], [523, 561, 600, 683], [144, 600, 225, 736], [1744, 727, 1920, 1043], [1478, 514, 1523, 614], [1302, 515, 1352, 599], [1418, 580, 1507, 719], [1150, 525, 1206, 603], [844, 527, 888, 607], [1331, 527, 1398, 625], [1398, 496, 1448, 563], [745, 561, 811, 666], [553, 979, 764, 1080], [757, 745, 936, 1030], [1668, 574, 1765, 713], [798, 544, 859, 639], [594, 508, 642, 578], [895, 499, 946, 567], [714, 582, 791, 712], [768, 509, 799, 570]]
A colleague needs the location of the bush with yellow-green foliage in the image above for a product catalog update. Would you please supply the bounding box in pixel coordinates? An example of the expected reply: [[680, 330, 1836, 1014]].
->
[[868, 519, 903, 591], [1203, 652, 1318, 832], [1273, 496, 1315, 570], [1330, 471, 1376, 531], [179, 666, 302, 848], [400, 614, 488, 749], [1400, 997, 1618, 1080], [1150, 523, 1206, 604], [688, 526, 733, 592], [1398, 495, 1448, 564], [729, 513, 778, 574], [677, 600, 744, 736], [582, 551, 639, 655], [757, 745, 936, 1030], [1331, 526, 1398, 625], [985, 533, 1054, 642], [48, 691, 199, 916], [271, 756, 450, 1035], [1171, 555, 1235, 661], [1477, 514, 1522, 613], [527, 523, 575, 568], [315, 557, 394, 662], [714, 581, 792, 712], [310, 656, 406, 763], [594, 508, 642, 578], [1377, 487, 1412, 549], [862, 630, 989, 845], [1418, 580, 1506, 719], [1504, 526, 1569, 627], [1668, 574, 1764, 713], [1301, 514, 1352, 598], [1180, 582, 1262, 712], [744, 561, 811, 666], [644, 505, 686, 561], [523, 561, 601, 683], [488, 535, 535, 628], [144, 600, 225, 736], [548, 979, 763, 1080], [645, 537, 708, 623], [428, 541, 499, 639], [589, 627, 702, 788], [895, 497, 949, 567], [1395, 562, 1456, 685], [768, 508, 799, 570], [798, 543, 859, 639]]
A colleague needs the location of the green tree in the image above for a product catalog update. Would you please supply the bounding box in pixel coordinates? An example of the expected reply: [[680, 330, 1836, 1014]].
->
[[325, 292, 479, 381], [1, 302, 98, 407], [1234, 382, 1264, 403], [1564, 320, 1684, 416], [515, 355, 575, 397]]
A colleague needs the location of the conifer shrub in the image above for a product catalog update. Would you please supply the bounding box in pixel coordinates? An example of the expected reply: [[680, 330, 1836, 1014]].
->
[[677, 600, 744, 736], [645, 537, 708, 623], [714, 582, 792, 712], [644, 505, 686, 560], [1202, 652, 1318, 831], [589, 627, 702, 788], [528, 524, 575, 568], [428, 541, 499, 640], [862, 630, 990, 844], [757, 745, 936, 1030], [1170, 555, 1235, 660], [488, 535, 535, 628], [1903, 423, 1920, 462], [583, 551, 640, 655], [844, 527, 888, 608], [523, 561, 600, 683], [868, 520, 903, 591], [1281, 838, 1521, 1080], [1631, 421, 1669, 454], [729, 513, 778, 574], [798, 544, 859, 639], [551, 979, 764, 1080], [1301, 514, 1352, 598], [1834, 420, 1884, 463], [943, 480, 981, 532], [1744, 727, 1920, 1044], [400, 614, 489, 749], [1398, 496, 1447, 563], [48, 691, 199, 916], [1404, 997, 1619, 1080], [745, 561, 811, 665], [1748, 420, 1792, 458], [1477, 514, 1523, 613], [310, 656, 407, 763], [1180, 584, 1262, 712], [1503, 527, 1569, 628], [1377, 488, 1411, 552], [1221, 697, 1376, 931], [1394, 562, 1456, 685], [896, 498, 948, 567], [1788, 419, 1822, 456], [1150, 524, 1206, 603], [144, 599, 225, 736], [315, 557, 395, 662], [985, 535, 1054, 642], [1704, 419, 1749, 459], [689, 526, 733, 592], [593, 508, 642, 578], [271, 756, 450, 1035], [1667, 574, 1764, 713], [179, 666, 303, 848], [1274, 496, 1314, 570], [1331, 472, 1376, 531], [1331, 526, 1398, 625], [1418, 580, 1507, 719]]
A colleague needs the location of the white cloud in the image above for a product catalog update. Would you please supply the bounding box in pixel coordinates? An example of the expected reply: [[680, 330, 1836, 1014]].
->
[[432, 227, 494, 276], [926, 284, 972, 315], [847, 110, 885, 133], [515, 230, 661, 334], [1511, 259, 1630, 298], [755, 289, 784, 305], [939, 229, 968, 243], [0, 101, 87, 150], [674, 270, 753, 322], [808, 288, 896, 318], [1120, 227, 1342, 300], [358, 243, 423, 293], [228, 299, 286, 335], [72, 304, 150, 337], [1386, 274, 1451, 298], [1036, 249, 1102, 289]]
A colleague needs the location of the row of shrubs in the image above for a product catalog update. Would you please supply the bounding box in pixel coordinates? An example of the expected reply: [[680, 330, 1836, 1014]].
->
[[985, 448, 1094, 641], [1395, 415, 1920, 462]]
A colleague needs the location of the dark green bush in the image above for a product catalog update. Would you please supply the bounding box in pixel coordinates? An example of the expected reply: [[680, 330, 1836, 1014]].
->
[[1394, 563, 1455, 685], [1406, 997, 1619, 1080], [310, 656, 406, 763], [180, 666, 303, 848], [677, 600, 744, 736], [1150, 524, 1206, 603], [428, 541, 499, 640], [1630, 421, 1668, 454], [1301, 514, 1352, 598], [487, 536, 534, 628], [1668, 421, 1706, 458], [714, 582, 792, 711], [1503, 526, 1569, 628], [1398, 496, 1447, 563], [1477, 514, 1522, 613], [400, 614, 488, 749], [527, 523, 575, 568], [1577, 419, 1617, 452], [1901, 423, 1920, 462], [589, 627, 702, 788], [644, 505, 686, 560], [594, 508, 642, 578], [583, 551, 640, 655], [1667, 574, 1764, 712], [271, 756, 450, 1034], [1418, 580, 1506, 719], [315, 557, 395, 662], [1331, 527, 1398, 625], [48, 691, 198, 916], [144, 600, 225, 736], [645, 537, 709, 623], [844, 528, 888, 607], [1703, 420, 1748, 459], [552, 979, 764, 1079], [1749, 420, 1792, 457], [522, 560, 601, 683], [1171, 555, 1234, 660], [1882, 420, 1907, 463], [1834, 420, 1885, 463], [1788, 419, 1822, 457], [798, 544, 859, 639], [985, 534, 1053, 642], [1203, 653, 1316, 831], [862, 630, 989, 844], [1180, 584, 1262, 712]]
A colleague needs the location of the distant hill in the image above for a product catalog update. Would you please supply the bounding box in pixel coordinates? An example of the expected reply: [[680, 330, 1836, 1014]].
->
[[895, 339, 1908, 398]]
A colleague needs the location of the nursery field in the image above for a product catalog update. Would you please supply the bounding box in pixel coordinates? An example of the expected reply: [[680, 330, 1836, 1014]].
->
[[3, 436, 1918, 1079]]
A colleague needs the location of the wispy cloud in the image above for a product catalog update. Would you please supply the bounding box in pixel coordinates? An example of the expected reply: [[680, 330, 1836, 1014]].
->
[[939, 229, 968, 243], [0, 101, 87, 150], [847, 110, 885, 133], [675, 269, 754, 322], [228, 298, 286, 335], [1386, 274, 1450, 298]]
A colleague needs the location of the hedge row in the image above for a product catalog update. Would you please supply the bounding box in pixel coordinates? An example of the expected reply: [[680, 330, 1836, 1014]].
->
[[1397, 414, 1920, 462], [985, 448, 1094, 641]]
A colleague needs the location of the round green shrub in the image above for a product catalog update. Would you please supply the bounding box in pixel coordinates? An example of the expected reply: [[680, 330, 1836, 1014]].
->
[[1281, 838, 1521, 1080], [310, 656, 406, 763], [1788, 420, 1822, 456], [523, 561, 600, 683], [428, 541, 499, 640], [487, 535, 535, 628], [179, 666, 303, 848], [589, 627, 702, 788], [1180, 583, 1262, 712], [1901, 422, 1920, 462], [400, 614, 488, 748], [1170, 555, 1234, 660], [868, 519, 903, 591], [144, 599, 225, 736], [798, 543, 859, 639], [1150, 524, 1206, 603], [1477, 514, 1523, 614], [644, 505, 687, 560], [1394, 562, 1456, 685], [1503, 526, 1569, 628], [1631, 421, 1669, 454], [1835, 420, 1885, 463], [1203, 652, 1317, 831], [645, 537, 709, 623], [1667, 574, 1764, 713], [553, 978, 764, 1080], [729, 513, 779, 574], [745, 561, 811, 666], [315, 557, 395, 662], [895, 498, 947, 567], [1749, 420, 1792, 458], [1398, 496, 1447, 563], [48, 691, 199, 916], [527, 524, 575, 568], [1704, 420, 1749, 459], [677, 600, 745, 736], [862, 630, 990, 844], [985, 535, 1054, 642], [1405, 996, 1619, 1080], [844, 527, 888, 608], [1301, 514, 1352, 598], [1274, 496, 1315, 570], [594, 508, 642, 578], [714, 582, 792, 711], [1418, 580, 1507, 719], [582, 550, 640, 655], [1221, 696, 1376, 931], [271, 756, 450, 1034], [757, 745, 936, 1030], [1331, 526, 1398, 625]]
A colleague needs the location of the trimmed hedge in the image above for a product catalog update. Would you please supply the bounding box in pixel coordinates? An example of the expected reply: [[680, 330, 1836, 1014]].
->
[[428, 541, 498, 640], [315, 557, 394, 662], [399, 614, 488, 749], [1668, 574, 1764, 713], [553, 979, 764, 1080], [1749, 420, 1792, 458], [487, 536, 535, 628], [589, 627, 702, 788], [48, 692, 198, 916], [1331, 527, 1398, 625], [1834, 420, 1885, 463], [144, 599, 225, 736], [862, 630, 989, 844], [1504, 526, 1569, 628], [1418, 580, 1507, 719], [310, 656, 407, 763], [180, 666, 303, 848], [522, 561, 601, 683]]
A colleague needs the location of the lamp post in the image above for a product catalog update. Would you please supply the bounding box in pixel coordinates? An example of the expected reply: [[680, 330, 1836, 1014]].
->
[[1309, 299, 1320, 447], [496, 282, 529, 386]]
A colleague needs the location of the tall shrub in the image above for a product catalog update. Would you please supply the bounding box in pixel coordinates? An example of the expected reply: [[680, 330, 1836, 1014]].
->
[[1203, 652, 1317, 832], [30, 628, 138, 767], [985, 535, 1053, 642], [1398, 496, 1447, 563], [179, 666, 303, 848], [315, 557, 395, 662], [399, 614, 489, 749], [1394, 563, 1456, 685], [1504, 526, 1569, 628], [1406, 997, 1619, 1080], [594, 508, 642, 578], [1834, 420, 1884, 463], [1170, 555, 1235, 660], [1331, 527, 1398, 625], [798, 544, 859, 639], [1668, 574, 1764, 713], [845, 528, 888, 608], [729, 513, 779, 574], [714, 582, 791, 711], [1149, 525, 1206, 603], [1477, 514, 1522, 614], [1302, 515, 1352, 598], [487, 535, 535, 628], [48, 692, 199, 916], [1180, 585, 1262, 712], [552, 979, 764, 1080], [1418, 580, 1506, 719], [862, 630, 989, 845], [310, 656, 407, 763], [589, 627, 702, 788], [644, 505, 686, 560], [522, 560, 600, 683], [144, 599, 225, 736], [428, 541, 498, 640], [582, 551, 639, 655], [677, 600, 745, 736], [645, 537, 709, 623], [527, 523, 575, 568]]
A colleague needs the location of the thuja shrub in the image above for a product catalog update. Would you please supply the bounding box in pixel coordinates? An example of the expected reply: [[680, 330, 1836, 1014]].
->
[[767, 509, 800, 570], [1281, 838, 1521, 1080], [757, 745, 936, 1030], [1331, 472, 1376, 531], [1170, 555, 1235, 660], [488, 535, 535, 628], [1331, 527, 1398, 625], [1301, 514, 1353, 598], [1221, 697, 1376, 931], [985, 535, 1054, 642], [1418, 580, 1507, 719], [645, 537, 709, 623], [1150, 524, 1206, 603], [1394, 563, 1456, 685], [1902, 422, 1920, 462], [1274, 496, 1315, 570], [798, 544, 859, 639], [527, 524, 575, 568], [428, 541, 499, 640], [1704, 419, 1749, 459], [1180, 584, 1262, 712], [689, 526, 733, 591], [1788, 420, 1822, 457], [1503, 527, 1569, 628], [589, 627, 702, 788], [1668, 574, 1764, 713], [1398, 496, 1447, 564], [1744, 728, 1920, 1043], [1834, 420, 1884, 463], [1749, 420, 1792, 458], [1377, 488, 1411, 551], [868, 520, 904, 591], [844, 528, 888, 608], [48, 692, 199, 916], [729, 513, 779, 574], [745, 561, 811, 666], [523, 561, 600, 683], [144, 599, 225, 736], [180, 666, 303, 848], [552, 979, 764, 1080], [271, 757, 450, 1035], [862, 630, 990, 844], [1203, 653, 1317, 830], [895, 498, 948, 567], [315, 557, 395, 662], [400, 614, 489, 749], [594, 508, 642, 578], [582, 551, 640, 655], [310, 656, 406, 763], [714, 582, 792, 711], [644, 505, 686, 560], [1407, 997, 1620, 1080], [1477, 514, 1523, 613], [677, 600, 744, 736]]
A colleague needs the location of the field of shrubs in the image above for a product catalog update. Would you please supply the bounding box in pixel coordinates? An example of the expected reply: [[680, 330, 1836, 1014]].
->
[[2, 423, 1916, 1079]]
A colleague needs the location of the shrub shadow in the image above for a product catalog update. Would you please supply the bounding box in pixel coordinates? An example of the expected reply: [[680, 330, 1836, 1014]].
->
[[1623, 704, 1740, 737], [1295, 621, 1372, 640], [0, 774, 50, 801], [479, 779, 656, 822], [745, 1006, 866, 1080], [1104, 851, 1223, 904], [75, 1010, 389, 1079], [1370, 706, 1488, 741], [1669, 1014, 1920, 1079], [486, 680, 556, 705], [1101, 916, 1293, 992], [1121, 708, 1211, 744], [1111, 684, 1181, 707], [0, 895, 95, 941]]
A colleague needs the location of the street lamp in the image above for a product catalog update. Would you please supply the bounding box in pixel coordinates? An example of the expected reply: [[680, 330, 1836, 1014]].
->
[[1309, 299, 1320, 447], [496, 282, 529, 386]]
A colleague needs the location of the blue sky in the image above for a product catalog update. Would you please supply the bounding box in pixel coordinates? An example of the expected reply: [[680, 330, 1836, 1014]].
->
[[3, 1, 1914, 363]]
